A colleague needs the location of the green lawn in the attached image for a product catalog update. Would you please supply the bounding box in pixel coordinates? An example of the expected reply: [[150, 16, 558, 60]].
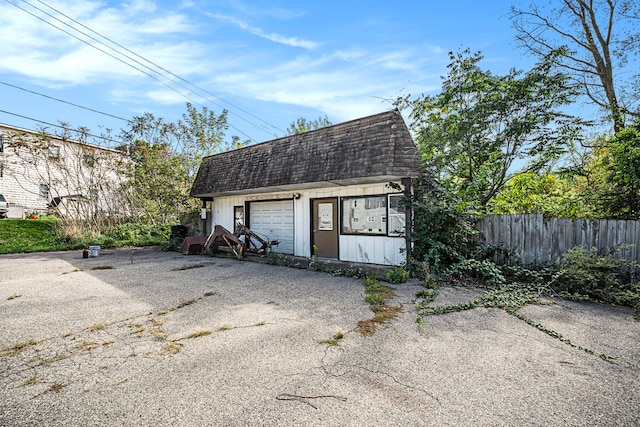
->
[[0, 216, 174, 254], [0, 216, 72, 254]]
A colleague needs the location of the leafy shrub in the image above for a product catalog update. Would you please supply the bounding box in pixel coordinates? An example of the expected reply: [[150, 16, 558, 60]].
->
[[385, 266, 409, 284], [554, 247, 640, 312]]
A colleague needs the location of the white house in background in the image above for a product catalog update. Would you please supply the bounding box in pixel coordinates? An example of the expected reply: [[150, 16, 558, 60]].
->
[[190, 110, 422, 266], [0, 123, 128, 218]]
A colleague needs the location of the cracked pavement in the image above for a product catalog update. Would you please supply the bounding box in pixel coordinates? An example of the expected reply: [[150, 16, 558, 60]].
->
[[1, 248, 639, 426]]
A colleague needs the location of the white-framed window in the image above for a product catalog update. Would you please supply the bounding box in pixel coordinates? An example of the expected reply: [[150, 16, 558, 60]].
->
[[387, 194, 406, 236], [48, 145, 60, 158], [83, 154, 95, 167], [39, 184, 50, 199], [0, 135, 4, 152], [341, 194, 406, 236], [341, 195, 387, 235]]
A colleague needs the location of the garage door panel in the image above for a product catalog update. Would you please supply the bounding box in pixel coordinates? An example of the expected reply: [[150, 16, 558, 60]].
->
[[249, 201, 294, 254]]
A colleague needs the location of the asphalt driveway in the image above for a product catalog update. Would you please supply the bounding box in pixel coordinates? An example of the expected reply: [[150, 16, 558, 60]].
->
[[1, 248, 639, 426]]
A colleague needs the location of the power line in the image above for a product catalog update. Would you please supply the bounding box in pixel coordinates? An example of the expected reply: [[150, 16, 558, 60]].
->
[[0, 109, 123, 146], [5, 0, 284, 141], [0, 81, 128, 121], [5, 0, 232, 135], [32, 0, 284, 136]]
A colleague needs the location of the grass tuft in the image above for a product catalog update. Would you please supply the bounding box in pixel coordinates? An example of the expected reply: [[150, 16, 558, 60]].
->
[[150, 329, 168, 340], [89, 323, 106, 331], [22, 375, 43, 386], [0, 339, 43, 357], [163, 342, 183, 354], [319, 329, 346, 347], [75, 341, 98, 351], [186, 329, 213, 339]]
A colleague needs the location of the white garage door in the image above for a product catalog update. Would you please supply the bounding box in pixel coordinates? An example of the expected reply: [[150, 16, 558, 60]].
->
[[249, 200, 294, 254]]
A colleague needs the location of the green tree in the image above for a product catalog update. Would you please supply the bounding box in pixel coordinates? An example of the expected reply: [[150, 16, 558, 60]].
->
[[511, 0, 640, 133], [119, 104, 241, 225], [177, 103, 246, 178], [486, 172, 595, 218], [123, 139, 189, 225], [598, 122, 640, 218], [398, 50, 584, 208], [286, 115, 332, 135]]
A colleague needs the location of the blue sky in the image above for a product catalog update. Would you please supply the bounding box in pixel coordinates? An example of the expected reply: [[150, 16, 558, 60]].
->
[[0, 0, 533, 146]]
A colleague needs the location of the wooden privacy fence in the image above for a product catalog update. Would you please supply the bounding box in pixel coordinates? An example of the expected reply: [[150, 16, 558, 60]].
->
[[476, 214, 640, 267]]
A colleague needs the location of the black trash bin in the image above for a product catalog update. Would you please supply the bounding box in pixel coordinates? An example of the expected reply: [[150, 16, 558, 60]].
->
[[170, 225, 188, 239]]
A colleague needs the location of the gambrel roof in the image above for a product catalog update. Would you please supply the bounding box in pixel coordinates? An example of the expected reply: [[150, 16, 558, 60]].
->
[[190, 109, 420, 198]]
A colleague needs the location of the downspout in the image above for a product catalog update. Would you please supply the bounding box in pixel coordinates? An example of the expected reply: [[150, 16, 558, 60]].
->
[[401, 177, 413, 263]]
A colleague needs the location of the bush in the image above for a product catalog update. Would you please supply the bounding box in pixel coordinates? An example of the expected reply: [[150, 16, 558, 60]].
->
[[554, 247, 640, 312], [385, 266, 409, 284]]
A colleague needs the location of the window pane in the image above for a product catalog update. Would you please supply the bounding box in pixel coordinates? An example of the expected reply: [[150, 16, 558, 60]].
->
[[342, 196, 387, 235], [48, 145, 59, 158], [388, 194, 406, 236], [234, 206, 244, 232], [39, 184, 50, 199]]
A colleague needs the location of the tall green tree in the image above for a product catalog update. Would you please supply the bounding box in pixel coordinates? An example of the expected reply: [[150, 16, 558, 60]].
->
[[119, 103, 242, 225], [398, 50, 584, 208], [286, 115, 332, 135], [511, 0, 640, 133], [177, 103, 247, 177], [598, 121, 640, 218]]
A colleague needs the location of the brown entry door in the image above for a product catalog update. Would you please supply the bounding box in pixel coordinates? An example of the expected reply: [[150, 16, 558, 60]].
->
[[312, 198, 338, 258]]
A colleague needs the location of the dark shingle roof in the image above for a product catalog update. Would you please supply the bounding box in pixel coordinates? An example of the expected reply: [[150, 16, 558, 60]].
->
[[190, 109, 420, 197]]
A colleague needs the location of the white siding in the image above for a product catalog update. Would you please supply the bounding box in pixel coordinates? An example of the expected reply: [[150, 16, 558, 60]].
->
[[209, 182, 408, 266]]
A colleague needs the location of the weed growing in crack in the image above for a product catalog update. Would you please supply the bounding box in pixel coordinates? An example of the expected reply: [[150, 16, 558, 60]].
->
[[172, 263, 205, 271], [0, 339, 43, 357], [90, 323, 106, 331], [186, 329, 213, 339], [385, 266, 409, 284], [163, 342, 183, 354], [150, 329, 168, 340], [90, 265, 114, 270], [39, 354, 71, 366], [148, 316, 164, 326], [46, 383, 67, 393], [75, 341, 98, 351], [22, 375, 42, 386], [255, 320, 266, 326], [218, 323, 232, 331], [356, 276, 403, 336], [176, 299, 197, 309], [7, 293, 22, 300], [415, 281, 614, 360], [129, 324, 145, 337], [320, 330, 346, 347]]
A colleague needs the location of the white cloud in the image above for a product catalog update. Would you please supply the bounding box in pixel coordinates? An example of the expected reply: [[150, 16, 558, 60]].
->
[[0, 0, 204, 86], [207, 49, 444, 123], [208, 13, 319, 49], [0, 0, 450, 136]]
